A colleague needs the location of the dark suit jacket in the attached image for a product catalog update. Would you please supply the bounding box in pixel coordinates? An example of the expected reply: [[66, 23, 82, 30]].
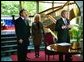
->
[[55, 18, 70, 43], [14, 17, 30, 44]]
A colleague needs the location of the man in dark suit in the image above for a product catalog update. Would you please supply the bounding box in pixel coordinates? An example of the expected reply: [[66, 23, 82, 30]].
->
[[14, 9, 31, 61], [55, 10, 72, 61]]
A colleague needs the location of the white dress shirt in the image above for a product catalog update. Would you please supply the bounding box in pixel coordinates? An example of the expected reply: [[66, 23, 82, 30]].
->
[[62, 17, 67, 25]]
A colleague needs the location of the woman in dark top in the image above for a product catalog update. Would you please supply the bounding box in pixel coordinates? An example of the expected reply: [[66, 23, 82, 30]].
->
[[32, 14, 44, 58]]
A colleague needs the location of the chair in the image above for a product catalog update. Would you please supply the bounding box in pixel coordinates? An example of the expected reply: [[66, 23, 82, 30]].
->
[[44, 32, 57, 61]]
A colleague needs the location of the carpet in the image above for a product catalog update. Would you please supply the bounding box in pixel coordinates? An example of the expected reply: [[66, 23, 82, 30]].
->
[[11, 51, 82, 61]]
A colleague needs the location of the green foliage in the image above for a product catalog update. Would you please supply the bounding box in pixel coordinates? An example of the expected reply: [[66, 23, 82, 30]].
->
[[23, 1, 36, 15], [70, 24, 82, 42], [1, 1, 45, 16], [1, 1, 19, 16]]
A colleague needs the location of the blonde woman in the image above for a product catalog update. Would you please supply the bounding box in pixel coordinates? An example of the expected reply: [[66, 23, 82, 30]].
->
[[32, 14, 44, 58]]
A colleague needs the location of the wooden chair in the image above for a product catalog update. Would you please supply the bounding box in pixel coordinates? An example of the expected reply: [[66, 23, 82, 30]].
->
[[44, 32, 57, 61]]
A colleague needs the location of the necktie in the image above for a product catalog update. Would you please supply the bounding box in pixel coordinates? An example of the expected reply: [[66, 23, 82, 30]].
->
[[24, 19, 28, 25], [64, 19, 67, 25]]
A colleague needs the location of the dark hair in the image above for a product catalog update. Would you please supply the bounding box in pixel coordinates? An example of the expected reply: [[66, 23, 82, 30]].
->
[[19, 9, 27, 16]]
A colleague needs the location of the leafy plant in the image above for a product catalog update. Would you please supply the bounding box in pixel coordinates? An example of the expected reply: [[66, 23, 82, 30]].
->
[[70, 24, 82, 42]]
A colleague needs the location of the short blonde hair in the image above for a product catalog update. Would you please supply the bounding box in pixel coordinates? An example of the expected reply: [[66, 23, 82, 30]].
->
[[34, 14, 41, 22]]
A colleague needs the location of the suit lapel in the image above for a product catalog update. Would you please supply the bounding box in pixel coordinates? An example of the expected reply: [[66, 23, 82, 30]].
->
[[20, 17, 27, 26], [60, 18, 65, 25], [61, 18, 69, 25]]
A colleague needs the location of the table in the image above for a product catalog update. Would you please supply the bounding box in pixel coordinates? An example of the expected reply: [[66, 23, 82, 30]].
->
[[47, 43, 81, 61]]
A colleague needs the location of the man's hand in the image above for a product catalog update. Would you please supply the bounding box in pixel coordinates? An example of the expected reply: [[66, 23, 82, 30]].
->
[[62, 25, 67, 29], [62, 25, 72, 29], [19, 39, 23, 44]]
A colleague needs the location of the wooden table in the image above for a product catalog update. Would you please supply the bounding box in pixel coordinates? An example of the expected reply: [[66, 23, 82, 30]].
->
[[47, 43, 81, 61]]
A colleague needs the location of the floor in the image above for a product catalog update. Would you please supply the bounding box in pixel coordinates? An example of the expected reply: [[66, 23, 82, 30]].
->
[[1, 51, 83, 61]]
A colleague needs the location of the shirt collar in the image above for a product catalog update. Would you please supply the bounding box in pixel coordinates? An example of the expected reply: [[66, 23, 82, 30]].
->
[[21, 16, 25, 20], [21, 16, 29, 20], [61, 17, 66, 21]]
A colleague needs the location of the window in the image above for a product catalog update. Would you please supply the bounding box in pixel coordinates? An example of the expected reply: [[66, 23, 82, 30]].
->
[[1, 1, 19, 16], [22, 1, 36, 15], [39, 1, 52, 12]]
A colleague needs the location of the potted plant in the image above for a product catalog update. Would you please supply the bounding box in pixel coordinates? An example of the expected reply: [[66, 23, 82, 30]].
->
[[69, 24, 82, 49]]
